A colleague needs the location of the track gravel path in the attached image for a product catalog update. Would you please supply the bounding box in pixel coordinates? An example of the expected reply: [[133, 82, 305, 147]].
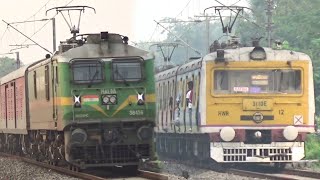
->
[[0, 157, 79, 180]]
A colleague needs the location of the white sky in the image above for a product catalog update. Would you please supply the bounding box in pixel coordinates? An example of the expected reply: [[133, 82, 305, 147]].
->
[[0, 0, 247, 64]]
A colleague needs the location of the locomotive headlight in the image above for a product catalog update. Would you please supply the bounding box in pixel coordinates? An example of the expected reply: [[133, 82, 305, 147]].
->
[[137, 93, 145, 105], [101, 94, 117, 105], [254, 131, 262, 139], [109, 95, 117, 104], [102, 96, 109, 104], [283, 126, 298, 141], [71, 128, 87, 144], [220, 127, 235, 142]]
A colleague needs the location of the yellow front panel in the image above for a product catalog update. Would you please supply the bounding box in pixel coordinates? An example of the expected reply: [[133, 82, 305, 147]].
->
[[205, 61, 309, 126]]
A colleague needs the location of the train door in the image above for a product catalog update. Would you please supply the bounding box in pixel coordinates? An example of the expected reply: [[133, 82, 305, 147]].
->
[[0, 85, 6, 129], [159, 82, 164, 130], [182, 76, 187, 132], [52, 62, 58, 128], [194, 71, 201, 132], [6, 83, 15, 129], [155, 82, 160, 131], [174, 77, 183, 132], [4, 84, 8, 128], [12, 82, 17, 129], [169, 80, 174, 130], [184, 74, 194, 132]]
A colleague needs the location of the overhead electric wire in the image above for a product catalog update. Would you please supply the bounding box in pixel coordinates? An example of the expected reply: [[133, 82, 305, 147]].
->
[[1, 0, 75, 56], [0, 27, 9, 42], [7, 28, 18, 46], [154, 20, 202, 56], [148, 24, 159, 42], [20, 0, 74, 45], [3, 20, 53, 55], [175, 0, 192, 18], [25, 0, 53, 21], [214, 0, 264, 29], [230, 0, 242, 6]]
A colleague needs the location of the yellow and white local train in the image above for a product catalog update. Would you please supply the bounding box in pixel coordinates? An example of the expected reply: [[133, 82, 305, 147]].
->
[[155, 45, 315, 165]]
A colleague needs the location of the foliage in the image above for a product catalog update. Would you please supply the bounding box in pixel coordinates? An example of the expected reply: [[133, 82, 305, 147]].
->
[[143, 0, 320, 114], [305, 134, 320, 160], [236, 0, 320, 115], [0, 57, 19, 78], [143, 17, 225, 67]]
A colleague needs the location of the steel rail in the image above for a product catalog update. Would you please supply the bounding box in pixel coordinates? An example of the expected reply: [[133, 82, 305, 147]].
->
[[228, 168, 294, 180], [20, 157, 107, 180], [229, 166, 320, 180], [281, 169, 320, 179], [138, 170, 169, 180], [0, 153, 168, 180]]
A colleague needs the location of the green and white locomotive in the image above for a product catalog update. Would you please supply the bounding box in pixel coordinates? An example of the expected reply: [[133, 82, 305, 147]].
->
[[0, 32, 156, 170]]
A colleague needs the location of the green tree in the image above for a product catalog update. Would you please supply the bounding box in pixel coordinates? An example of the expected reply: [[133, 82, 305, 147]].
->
[[148, 18, 224, 66], [0, 57, 18, 77], [145, 0, 320, 114], [237, 0, 320, 115]]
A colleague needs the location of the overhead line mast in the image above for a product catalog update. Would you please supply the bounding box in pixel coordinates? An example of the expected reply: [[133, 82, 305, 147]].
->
[[2, 20, 53, 55]]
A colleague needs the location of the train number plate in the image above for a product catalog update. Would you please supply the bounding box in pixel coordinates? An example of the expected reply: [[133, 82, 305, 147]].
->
[[243, 99, 273, 110]]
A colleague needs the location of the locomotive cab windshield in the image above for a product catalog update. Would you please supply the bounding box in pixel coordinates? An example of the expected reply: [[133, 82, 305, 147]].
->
[[214, 69, 301, 94], [71, 59, 104, 84], [112, 58, 143, 82]]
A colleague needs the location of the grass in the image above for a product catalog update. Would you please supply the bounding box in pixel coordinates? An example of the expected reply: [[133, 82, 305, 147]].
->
[[305, 134, 320, 160], [305, 116, 320, 168]]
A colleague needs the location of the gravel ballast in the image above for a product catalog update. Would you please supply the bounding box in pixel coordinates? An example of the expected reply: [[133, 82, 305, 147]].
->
[[159, 161, 262, 180], [0, 157, 79, 180]]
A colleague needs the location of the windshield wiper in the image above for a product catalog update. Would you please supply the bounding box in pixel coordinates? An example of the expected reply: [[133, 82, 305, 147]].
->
[[88, 70, 98, 88], [115, 64, 129, 86]]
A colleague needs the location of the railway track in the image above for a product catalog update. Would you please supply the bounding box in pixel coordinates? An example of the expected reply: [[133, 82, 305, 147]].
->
[[230, 166, 320, 180], [160, 156, 320, 180], [0, 153, 168, 180]]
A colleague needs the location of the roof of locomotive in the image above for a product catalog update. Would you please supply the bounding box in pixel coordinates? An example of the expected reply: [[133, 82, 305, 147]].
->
[[155, 46, 312, 81], [54, 33, 154, 62], [0, 66, 28, 85], [203, 47, 311, 62], [0, 33, 154, 85]]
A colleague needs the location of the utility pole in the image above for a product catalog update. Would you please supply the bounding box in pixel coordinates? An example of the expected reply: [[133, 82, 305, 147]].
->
[[52, 18, 56, 52], [5, 18, 56, 53], [206, 16, 210, 53], [194, 15, 222, 54], [15, 52, 20, 69], [266, 0, 274, 47]]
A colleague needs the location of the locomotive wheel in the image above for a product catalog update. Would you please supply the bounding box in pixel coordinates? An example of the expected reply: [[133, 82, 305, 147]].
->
[[68, 164, 80, 172]]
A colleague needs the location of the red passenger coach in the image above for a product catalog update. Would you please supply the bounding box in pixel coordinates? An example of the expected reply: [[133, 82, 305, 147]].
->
[[0, 67, 27, 134]]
